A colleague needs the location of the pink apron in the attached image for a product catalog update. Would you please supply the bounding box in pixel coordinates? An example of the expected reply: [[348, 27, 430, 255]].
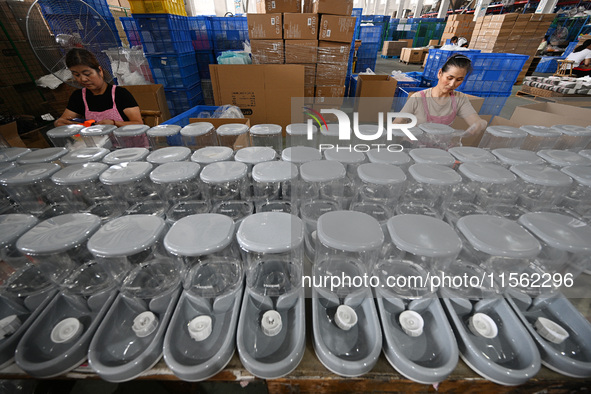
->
[[419, 89, 457, 125], [82, 85, 125, 148]]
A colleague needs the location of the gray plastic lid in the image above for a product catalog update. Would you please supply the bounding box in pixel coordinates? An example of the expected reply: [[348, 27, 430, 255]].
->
[[357, 163, 406, 185], [449, 147, 497, 163], [579, 150, 591, 160], [99, 161, 153, 185], [60, 148, 109, 165], [234, 146, 276, 165], [16, 148, 67, 164], [200, 161, 247, 183], [146, 147, 191, 164], [356, 124, 383, 138], [164, 213, 235, 256], [103, 148, 149, 164], [281, 146, 321, 163], [17, 213, 101, 255], [51, 163, 108, 185], [81, 124, 116, 136], [316, 210, 383, 252], [324, 148, 366, 164], [180, 122, 214, 137], [536, 149, 591, 167], [236, 212, 304, 253], [409, 148, 455, 166], [456, 214, 541, 258], [0, 214, 38, 247], [561, 165, 591, 187], [418, 123, 454, 135], [146, 124, 181, 137], [216, 123, 248, 136], [387, 214, 462, 257], [0, 148, 31, 163], [485, 125, 527, 139], [510, 164, 573, 187], [390, 126, 423, 138], [458, 162, 517, 184], [492, 148, 545, 166], [250, 124, 282, 135], [0, 163, 60, 185], [46, 124, 84, 138], [519, 125, 560, 137], [0, 162, 14, 174], [87, 215, 166, 257], [551, 124, 591, 136], [191, 146, 233, 164], [252, 161, 297, 183], [150, 162, 201, 184], [286, 123, 317, 135], [320, 123, 341, 137], [366, 149, 411, 165], [299, 160, 346, 182], [409, 163, 462, 185], [113, 124, 150, 137], [518, 212, 591, 253]]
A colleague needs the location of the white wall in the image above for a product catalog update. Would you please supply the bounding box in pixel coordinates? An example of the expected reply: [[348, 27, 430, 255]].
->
[[186, 0, 251, 16]]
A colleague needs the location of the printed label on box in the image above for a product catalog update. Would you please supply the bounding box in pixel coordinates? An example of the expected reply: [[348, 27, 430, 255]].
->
[[326, 29, 331, 37], [271, 18, 275, 25], [271, 1, 276, 8], [308, 18, 312, 26]]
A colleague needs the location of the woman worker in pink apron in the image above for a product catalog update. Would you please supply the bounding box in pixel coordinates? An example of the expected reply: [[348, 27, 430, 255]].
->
[[54, 48, 143, 127], [396, 54, 486, 137]]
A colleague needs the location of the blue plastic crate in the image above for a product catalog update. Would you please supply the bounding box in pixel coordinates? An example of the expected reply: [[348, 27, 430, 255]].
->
[[535, 56, 560, 73], [189, 16, 213, 50], [359, 25, 382, 43], [475, 92, 511, 116], [209, 16, 249, 51], [355, 58, 377, 73], [195, 50, 216, 79], [121, 17, 142, 48], [164, 84, 205, 117], [147, 53, 200, 88], [396, 77, 420, 88], [162, 105, 219, 127], [392, 86, 424, 111], [347, 74, 358, 97], [39, 0, 111, 19], [133, 14, 193, 55]]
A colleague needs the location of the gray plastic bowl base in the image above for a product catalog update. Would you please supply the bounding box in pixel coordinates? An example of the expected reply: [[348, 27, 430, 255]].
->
[[88, 286, 181, 383], [377, 296, 458, 384], [15, 289, 118, 378], [442, 297, 541, 386], [506, 290, 591, 378], [236, 287, 305, 379], [163, 286, 243, 381], [312, 289, 382, 378]]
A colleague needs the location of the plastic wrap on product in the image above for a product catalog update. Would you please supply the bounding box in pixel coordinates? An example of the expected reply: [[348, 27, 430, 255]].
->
[[284, 40, 318, 63], [250, 40, 284, 64]]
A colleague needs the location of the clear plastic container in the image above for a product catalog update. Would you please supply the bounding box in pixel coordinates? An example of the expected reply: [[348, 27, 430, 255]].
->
[[102, 147, 149, 165], [252, 161, 297, 213], [389, 126, 424, 147], [354, 124, 386, 146], [458, 162, 518, 206], [147, 124, 182, 148], [448, 147, 497, 165], [286, 123, 317, 148], [212, 200, 253, 224], [60, 148, 109, 166], [200, 161, 248, 203], [191, 146, 233, 165], [536, 149, 591, 168], [16, 213, 101, 283], [492, 148, 545, 168], [418, 123, 463, 149], [510, 164, 573, 210], [234, 147, 277, 171], [401, 163, 462, 211], [281, 146, 321, 167], [0, 163, 61, 214], [319, 123, 342, 145], [250, 124, 282, 152], [16, 148, 67, 165], [366, 149, 412, 172], [80, 124, 117, 149], [99, 161, 158, 206], [323, 148, 366, 179], [298, 160, 346, 206], [551, 125, 591, 151], [456, 214, 541, 280], [559, 165, 591, 216], [0, 214, 39, 288], [519, 125, 561, 151], [113, 124, 150, 148], [181, 122, 217, 150], [150, 162, 202, 204], [51, 163, 111, 209], [579, 149, 591, 160], [409, 148, 455, 167], [349, 201, 391, 236], [46, 125, 84, 148], [146, 147, 191, 165], [0, 148, 31, 163], [443, 200, 487, 226], [299, 199, 339, 262], [216, 123, 250, 150], [477, 126, 526, 150], [354, 163, 406, 206], [165, 200, 210, 225], [87, 214, 167, 280]]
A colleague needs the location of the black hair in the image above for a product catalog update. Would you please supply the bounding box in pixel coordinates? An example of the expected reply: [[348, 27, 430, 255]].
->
[[573, 39, 591, 53], [451, 36, 458, 42], [441, 53, 473, 74]]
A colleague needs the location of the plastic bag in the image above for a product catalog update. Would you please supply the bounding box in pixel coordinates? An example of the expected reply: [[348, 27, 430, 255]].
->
[[358, 68, 375, 75], [36, 68, 72, 89], [213, 105, 244, 119], [216, 50, 252, 64]]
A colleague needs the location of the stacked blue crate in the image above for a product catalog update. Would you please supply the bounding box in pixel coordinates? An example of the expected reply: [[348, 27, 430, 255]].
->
[[210, 16, 249, 55], [121, 17, 142, 48], [355, 24, 382, 73], [345, 8, 363, 96], [535, 41, 578, 73], [188, 16, 216, 80]]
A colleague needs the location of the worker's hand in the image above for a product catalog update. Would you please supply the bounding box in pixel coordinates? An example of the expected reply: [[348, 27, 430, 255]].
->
[[55, 118, 78, 126], [464, 118, 487, 137], [97, 119, 115, 126]]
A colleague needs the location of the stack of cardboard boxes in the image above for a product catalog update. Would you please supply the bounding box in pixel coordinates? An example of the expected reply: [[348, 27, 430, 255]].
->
[[248, 0, 355, 100], [439, 14, 475, 45]]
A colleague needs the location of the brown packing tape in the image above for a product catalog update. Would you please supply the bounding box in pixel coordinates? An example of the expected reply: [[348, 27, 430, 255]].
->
[[250, 40, 285, 64], [315, 63, 347, 86], [284, 40, 318, 63], [318, 41, 350, 64]]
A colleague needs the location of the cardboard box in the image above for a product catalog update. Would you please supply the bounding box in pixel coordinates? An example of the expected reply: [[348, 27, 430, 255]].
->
[[297, 63, 316, 85], [256, 0, 301, 13], [491, 13, 519, 22], [312, 0, 353, 15], [381, 41, 407, 57], [284, 13, 318, 40], [247, 14, 282, 39], [318, 15, 356, 43], [400, 47, 422, 63], [510, 102, 591, 127], [304, 86, 315, 97], [250, 40, 285, 64], [315, 63, 347, 86], [0, 121, 26, 148], [122, 84, 171, 127], [428, 39, 439, 46], [119, 0, 131, 8], [303, 0, 313, 12], [210, 64, 305, 129], [315, 85, 345, 98], [354, 74, 397, 123], [398, 39, 414, 48], [318, 41, 350, 64], [284, 40, 317, 63]]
